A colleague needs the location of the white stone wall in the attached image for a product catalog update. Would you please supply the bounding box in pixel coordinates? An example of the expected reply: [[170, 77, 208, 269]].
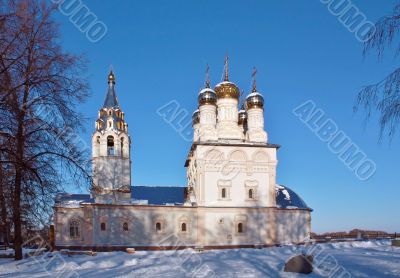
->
[[55, 206, 310, 248], [199, 207, 274, 246], [275, 209, 311, 244], [190, 145, 277, 208], [216, 98, 243, 140], [246, 108, 268, 143], [92, 128, 131, 202], [198, 104, 217, 141]]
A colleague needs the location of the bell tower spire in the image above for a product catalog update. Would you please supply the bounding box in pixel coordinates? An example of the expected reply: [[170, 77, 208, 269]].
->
[[103, 70, 119, 108], [92, 69, 132, 204]]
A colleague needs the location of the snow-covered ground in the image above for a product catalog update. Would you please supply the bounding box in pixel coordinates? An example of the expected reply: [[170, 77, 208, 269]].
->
[[0, 240, 399, 277]]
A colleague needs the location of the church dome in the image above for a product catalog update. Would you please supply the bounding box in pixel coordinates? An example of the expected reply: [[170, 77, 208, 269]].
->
[[192, 109, 200, 126], [198, 64, 217, 106], [198, 88, 217, 106], [214, 81, 240, 99], [238, 107, 247, 125], [246, 91, 264, 109], [214, 56, 240, 100]]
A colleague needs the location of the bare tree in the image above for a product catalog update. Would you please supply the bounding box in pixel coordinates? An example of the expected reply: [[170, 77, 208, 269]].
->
[[0, 0, 91, 260], [355, 2, 400, 139]]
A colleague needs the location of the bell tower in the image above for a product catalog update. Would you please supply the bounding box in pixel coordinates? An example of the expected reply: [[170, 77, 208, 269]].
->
[[91, 70, 132, 204]]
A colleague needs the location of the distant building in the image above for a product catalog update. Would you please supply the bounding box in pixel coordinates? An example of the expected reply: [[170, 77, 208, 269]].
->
[[54, 60, 312, 250]]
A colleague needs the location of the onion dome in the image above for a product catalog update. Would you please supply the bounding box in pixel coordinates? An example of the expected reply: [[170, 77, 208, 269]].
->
[[246, 92, 264, 109], [192, 109, 200, 126], [214, 56, 240, 99], [246, 67, 264, 109], [198, 88, 217, 106], [238, 106, 247, 125], [198, 64, 217, 106]]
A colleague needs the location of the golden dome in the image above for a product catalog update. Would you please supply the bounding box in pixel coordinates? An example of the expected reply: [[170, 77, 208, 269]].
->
[[214, 81, 240, 99], [214, 56, 240, 99]]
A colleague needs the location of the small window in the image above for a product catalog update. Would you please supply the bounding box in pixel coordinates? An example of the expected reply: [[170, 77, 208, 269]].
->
[[248, 189, 253, 199], [181, 223, 187, 232], [96, 136, 100, 144], [238, 223, 243, 233], [156, 222, 161, 231], [221, 188, 226, 198], [69, 220, 80, 238], [109, 111, 112, 116], [123, 222, 128, 231], [100, 222, 106, 231]]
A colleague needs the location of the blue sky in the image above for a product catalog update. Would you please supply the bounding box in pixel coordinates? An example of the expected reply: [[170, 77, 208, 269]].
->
[[54, 0, 399, 233]]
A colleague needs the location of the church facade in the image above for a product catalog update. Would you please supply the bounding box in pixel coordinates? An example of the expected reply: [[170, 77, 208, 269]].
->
[[53, 60, 312, 250]]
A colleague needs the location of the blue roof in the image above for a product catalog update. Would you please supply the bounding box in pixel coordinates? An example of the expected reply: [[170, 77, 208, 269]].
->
[[103, 82, 119, 108], [275, 185, 310, 210], [55, 185, 310, 209], [132, 186, 185, 205]]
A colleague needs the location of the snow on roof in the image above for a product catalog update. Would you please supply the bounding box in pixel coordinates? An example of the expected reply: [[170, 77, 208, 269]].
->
[[55, 185, 310, 210], [275, 184, 310, 210], [246, 92, 263, 98], [215, 81, 236, 86], [198, 88, 216, 95], [55, 193, 94, 208]]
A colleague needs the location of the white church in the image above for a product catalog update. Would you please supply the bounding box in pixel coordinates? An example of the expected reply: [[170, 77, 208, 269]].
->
[[53, 59, 312, 250]]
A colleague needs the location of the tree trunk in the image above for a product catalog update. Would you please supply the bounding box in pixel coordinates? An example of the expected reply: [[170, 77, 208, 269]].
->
[[0, 164, 9, 248], [13, 123, 24, 260], [12, 84, 28, 260]]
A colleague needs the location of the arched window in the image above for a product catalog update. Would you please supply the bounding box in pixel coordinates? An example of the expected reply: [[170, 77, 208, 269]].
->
[[120, 137, 124, 156], [69, 220, 80, 238], [156, 222, 161, 231], [109, 110, 112, 116], [96, 136, 101, 155], [248, 189, 253, 199], [100, 222, 106, 231], [107, 136, 114, 155], [123, 222, 128, 231], [238, 223, 243, 233], [221, 188, 226, 198], [181, 223, 187, 232]]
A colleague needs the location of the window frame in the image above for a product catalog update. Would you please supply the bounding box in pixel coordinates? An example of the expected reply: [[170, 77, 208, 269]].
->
[[181, 222, 187, 232], [155, 222, 162, 232], [217, 180, 232, 201], [245, 180, 258, 201], [69, 220, 81, 239], [237, 222, 244, 233]]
